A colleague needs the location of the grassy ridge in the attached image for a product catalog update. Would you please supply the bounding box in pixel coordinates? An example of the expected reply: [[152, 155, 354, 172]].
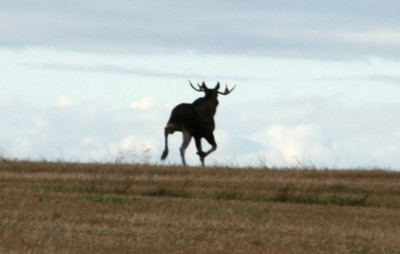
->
[[1, 160, 400, 253]]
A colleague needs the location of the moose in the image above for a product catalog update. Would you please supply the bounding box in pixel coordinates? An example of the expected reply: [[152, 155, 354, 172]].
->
[[161, 81, 236, 167]]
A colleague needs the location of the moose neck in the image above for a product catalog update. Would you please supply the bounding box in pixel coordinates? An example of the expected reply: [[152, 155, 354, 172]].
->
[[204, 94, 219, 115], [192, 94, 219, 116], [205, 93, 218, 103]]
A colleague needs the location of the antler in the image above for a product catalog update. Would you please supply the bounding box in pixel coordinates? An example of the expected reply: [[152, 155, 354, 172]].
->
[[189, 80, 205, 92], [218, 84, 236, 95]]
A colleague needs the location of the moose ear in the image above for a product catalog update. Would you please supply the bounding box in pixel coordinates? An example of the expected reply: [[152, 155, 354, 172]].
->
[[201, 81, 208, 89], [215, 82, 220, 90]]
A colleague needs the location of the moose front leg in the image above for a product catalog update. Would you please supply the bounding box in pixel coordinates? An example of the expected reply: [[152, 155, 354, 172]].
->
[[194, 137, 206, 167], [203, 134, 217, 157], [203, 133, 217, 160], [195, 135, 217, 167]]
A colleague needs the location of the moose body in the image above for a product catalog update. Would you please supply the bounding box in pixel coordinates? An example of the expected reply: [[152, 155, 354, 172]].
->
[[161, 81, 235, 167]]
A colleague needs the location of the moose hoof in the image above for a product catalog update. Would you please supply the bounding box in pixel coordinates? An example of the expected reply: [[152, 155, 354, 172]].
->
[[161, 150, 168, 160]]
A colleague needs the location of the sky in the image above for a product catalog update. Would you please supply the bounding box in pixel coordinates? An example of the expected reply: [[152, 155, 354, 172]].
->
[[1, 0, 400, 169]]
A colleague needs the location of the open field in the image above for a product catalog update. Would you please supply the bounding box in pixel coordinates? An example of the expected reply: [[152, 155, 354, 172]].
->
[[1, 160, 400, 253]]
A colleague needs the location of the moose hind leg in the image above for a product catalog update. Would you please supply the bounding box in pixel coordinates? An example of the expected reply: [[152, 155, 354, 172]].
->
[[161, 125, 171, 160], [161, 124, 178, 161], [180, 131, 192, 166], [161, 131, 169, 160]]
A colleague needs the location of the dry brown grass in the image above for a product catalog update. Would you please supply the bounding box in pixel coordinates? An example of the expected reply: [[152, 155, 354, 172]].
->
[[1, 159, 400, 253]]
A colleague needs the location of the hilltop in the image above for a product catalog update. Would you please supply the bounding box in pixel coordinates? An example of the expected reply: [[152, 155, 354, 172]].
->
[[1, 160, 399, 253]]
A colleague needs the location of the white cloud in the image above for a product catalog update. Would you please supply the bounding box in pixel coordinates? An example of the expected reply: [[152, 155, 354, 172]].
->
[[252, 124, 331, 165], [130, 97, 156, 110], [112, 136, 158, 152], [28, 117, 49, 134], [109, 136, 159, 163], [82, 136, 102, 149], [55, 96, 74, 107]]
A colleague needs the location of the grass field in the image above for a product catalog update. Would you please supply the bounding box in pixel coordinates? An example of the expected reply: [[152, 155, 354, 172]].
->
[[1, 159, 400, 253]]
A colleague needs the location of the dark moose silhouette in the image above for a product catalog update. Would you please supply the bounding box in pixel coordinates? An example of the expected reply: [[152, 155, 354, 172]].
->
[[161, 81, 236, 167]]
